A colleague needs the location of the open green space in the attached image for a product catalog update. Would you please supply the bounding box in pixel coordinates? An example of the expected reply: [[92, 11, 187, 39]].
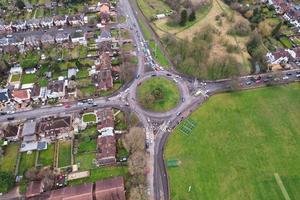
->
[[19, 152, 36, 175], [137, 77, 180, 112], [82, 113, 97, 123], [58, 141, 71, 168], [10, 74, 21, 82], [68, 166, 128, 185], [75, 153, 96, 171], [21, 73, 37, 84], [77, 136, 97, 153], [38, 144, 54, 167], [279, 36, 293, 48], [0, 143, 19, 173], [165, 83, 300, 200]]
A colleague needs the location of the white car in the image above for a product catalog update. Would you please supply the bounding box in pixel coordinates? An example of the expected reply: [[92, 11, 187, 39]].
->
[[282, 76, 289, 80]]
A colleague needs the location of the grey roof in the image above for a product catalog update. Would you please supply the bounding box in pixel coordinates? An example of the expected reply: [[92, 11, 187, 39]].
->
[[41, 17, 53, 23], [0, 89, 8, 101], [68, 68, 77, 78], [70, 31, 84, 38], [23, 121, 37, 136], [100, 29, 111, 39], [27, 19, 40, 25]]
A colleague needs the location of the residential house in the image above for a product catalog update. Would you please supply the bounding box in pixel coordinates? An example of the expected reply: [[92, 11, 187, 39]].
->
[[68, 14, 84, 26], [48, 183, 93, 200], [10, 66, 22, 75], [21, 120, 37, 143], [70, 31, 87, 45], [0, 37, 9, 47], [92, 70, 113, 91], [26, 19, 41, 30], [37, 115, 73, 140], [94, 177, 126, 200], [40, 17, 54, 29], [31, 84, 47, 102], [53, 15, 68, 27], [99, 0, 111, 25], [25, 35, 41, 47], [11, 20, 27, 32], [12, 89, 31, 103], [9, 36, 25, 46], [25, 2, 33, 12], [266, 48, 291, 65], [55, 32, 70, 43], [95, 51, 111, 71], [0, 20, 12, 33], [0, 124, 20, 141], [26, 181, 44, 199], [0, 88, 9, 104], [95, 29, 112, 43], [41, 34, 55, 45], [67, 68, 77, 79], [96, 108, 114, 134], [292, 47, 300, 62], [96, 135, 116, 166], [47, 80, 66, 99]]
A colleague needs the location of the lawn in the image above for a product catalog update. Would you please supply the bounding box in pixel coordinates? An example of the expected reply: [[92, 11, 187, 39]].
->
[[38, 144, 54, 167], [58, 141, 72, 168], [19, 152, 36, 175], [21, 74, 37, 84], [279, 36, 293, 48], [137, 77, 180, 112], [165, 83, 300, 200], [68, 166, 128, 185], [10, 74, 21, 82], [79, 125, 97, 137], [0, 143, 19, 173], [75, 153, 96, 171], [77, 136, 97, 153], [82, 113, 97, 123]]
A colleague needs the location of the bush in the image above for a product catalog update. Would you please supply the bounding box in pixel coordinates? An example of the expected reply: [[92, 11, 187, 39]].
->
[[228, 21, 251, 36], [0, 171, 15, 193]]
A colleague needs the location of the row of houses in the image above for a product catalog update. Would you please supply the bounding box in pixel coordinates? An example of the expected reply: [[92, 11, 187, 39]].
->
[[25, 176, 126, 200], [266, 0, 300, 30], [0, 0, 114, 34], [266, 47, 300, 65], [0, 30, 87, 48]]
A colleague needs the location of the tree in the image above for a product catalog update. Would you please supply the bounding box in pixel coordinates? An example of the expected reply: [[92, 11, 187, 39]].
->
[[16, 0, 25, 10], [0, 171, 15, 193], [124, 127, 145, 154], [180, 9, 188, 26], [189, 10, 196, 21], [271, 21, 282, 36]]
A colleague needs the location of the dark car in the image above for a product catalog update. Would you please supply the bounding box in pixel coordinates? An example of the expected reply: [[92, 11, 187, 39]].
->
[[0, 112, 7, 115], [286, 72, 293, 76], [7, 117, 15, 120], [151, 74, 157, 77], [166, 73, 172, 76]]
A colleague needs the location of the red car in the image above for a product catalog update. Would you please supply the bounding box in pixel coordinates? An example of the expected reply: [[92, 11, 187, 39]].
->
[[64, 104, 71, 108]]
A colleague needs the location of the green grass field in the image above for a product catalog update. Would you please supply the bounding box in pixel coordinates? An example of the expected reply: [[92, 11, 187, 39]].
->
[[165, 83, 300, 200], [137, 77, 180, 112], [21, 74, 37, 84], [38, 144, 54, 167], [75, 153, 96, 171], [58, 141, 71, 168], [68, 166, 128, 185], [0, 143, 19, 173], [19, 152, 36, 175], [82, 113, 97, 123]]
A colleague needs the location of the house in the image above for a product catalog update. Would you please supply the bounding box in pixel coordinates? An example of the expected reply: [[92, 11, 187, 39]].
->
[[40, 17, 54, 29], [99, 0, 111, 24], [25, 35, 41, 47], [0, 37, 9, 47], [266, 48, 291, 65], [0, 20, 12, 33], [95, 52, 111, 71], [31, 85, 47, 102], [68, 14, 84, 26], [21, 120, 37, 143], [92, 70, 113, 90], [96, 135, 116, 166], [94, 177, 126, 200], [9, 36, 25, 46], [47, 80, 66, 99], [26, 181, 44, 198], [0, 124, 20, 141], [95, 29, 112, 43], [53, 15, 68, 27], [26, 19, 41, 30], [70, 31, 87, 45], [12, 20, 27, 32], [68, 68, 77, 79], [0, 88, 9, 103], [55, 32, 70, 43], [96, 108, 114, 134], [292, 47, 300, 62], [48, 183, 93, 200], [41, 34, 55, 45], [10, 66, 22, 74], [37, 115, 73, 140], [12, 89, 31, 103]]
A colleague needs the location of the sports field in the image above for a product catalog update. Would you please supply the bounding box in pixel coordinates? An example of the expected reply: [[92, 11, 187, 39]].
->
[[165, 83, 300, 200]]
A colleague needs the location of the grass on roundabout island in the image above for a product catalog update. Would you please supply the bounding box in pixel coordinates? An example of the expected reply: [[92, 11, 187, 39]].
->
[[137, 77, 180, 112], [165, 83, 300, 200]]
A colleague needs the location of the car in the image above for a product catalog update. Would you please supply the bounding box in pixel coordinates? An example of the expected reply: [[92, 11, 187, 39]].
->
[[182, 97, 185, 102], [92, 103, 97, 107], [7, 117, 15, 120], [286, 72, 293, 76], [245, 81, 252, 85], [255, 79, 261, 83], [166, 73, 172, 76], [77, 102, 84, 106], [0, 112, 7, 115], [64, 104, 70, 108], [296, 74, 300, 78], [151, 74, 157, 77], [83, 107, 87, 111], [274, 77, 280, 81], [296, 71, 300, 74], [267, 74, 273, 78], [136, 74, 140, 79], [282, 76, 289, 80], [176, 112, 181, 116], [263, 78, 269, 83]]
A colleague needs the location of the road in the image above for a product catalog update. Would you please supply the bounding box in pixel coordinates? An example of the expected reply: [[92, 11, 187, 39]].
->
[[1, 0, 300, 200]]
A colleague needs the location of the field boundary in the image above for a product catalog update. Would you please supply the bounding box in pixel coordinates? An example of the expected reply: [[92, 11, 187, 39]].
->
[[274, 173, 291, 200]]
